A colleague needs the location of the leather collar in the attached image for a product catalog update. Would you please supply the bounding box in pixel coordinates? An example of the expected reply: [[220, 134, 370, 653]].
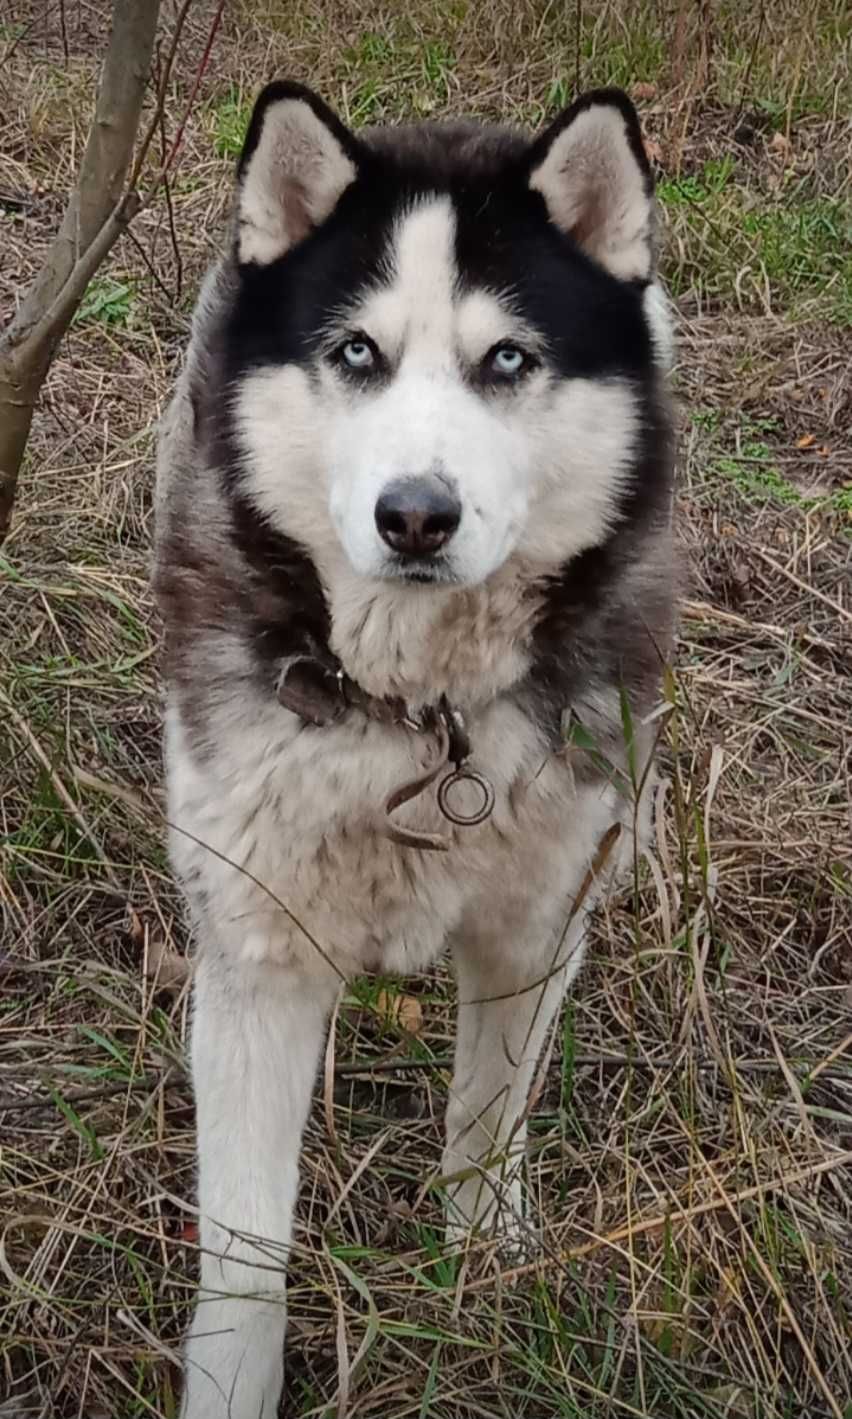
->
[[276, 652, 494, 851]]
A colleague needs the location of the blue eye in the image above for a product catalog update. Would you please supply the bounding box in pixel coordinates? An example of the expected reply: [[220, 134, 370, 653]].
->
[[341, 339, 375, 370], [490, 345, 527, 377]]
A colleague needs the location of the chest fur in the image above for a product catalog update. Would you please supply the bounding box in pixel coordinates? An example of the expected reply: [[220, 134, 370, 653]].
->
[[165, 684, 628, 976]]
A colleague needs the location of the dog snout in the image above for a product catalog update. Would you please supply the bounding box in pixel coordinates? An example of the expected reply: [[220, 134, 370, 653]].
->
[[375, 477, 461, 557]]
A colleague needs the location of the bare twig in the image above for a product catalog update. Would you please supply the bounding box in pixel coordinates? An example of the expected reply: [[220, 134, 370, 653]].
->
[[756, 548, 852, 625], [146, 0, 225, 191], [0, 1072, 182, 1116]]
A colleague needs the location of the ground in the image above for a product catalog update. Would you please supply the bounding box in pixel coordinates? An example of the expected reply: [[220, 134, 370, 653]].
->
[[1, 2, 851, 1416]]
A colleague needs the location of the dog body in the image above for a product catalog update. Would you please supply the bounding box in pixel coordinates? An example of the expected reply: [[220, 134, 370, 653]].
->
[[155, 83, 675, 1419]]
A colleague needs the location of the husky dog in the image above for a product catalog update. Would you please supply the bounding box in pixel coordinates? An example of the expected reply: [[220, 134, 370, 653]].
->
[[154, 80, 675, 1419]]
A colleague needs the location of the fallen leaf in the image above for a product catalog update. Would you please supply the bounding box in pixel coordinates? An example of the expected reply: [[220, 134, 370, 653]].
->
[[633, 81, 657, 101], [769, 130, 791, 157], [145, 935, 190, 991], [817, 444, 831, 456], [398, 996, 423, 1034], [375, 989, 423, 1035], [127, 908, 144, 947], [795, 433, 816, 449], [715, 1267, 741, 1309], [643, 137, 664, 165], [177, 1220, 199, 1244]]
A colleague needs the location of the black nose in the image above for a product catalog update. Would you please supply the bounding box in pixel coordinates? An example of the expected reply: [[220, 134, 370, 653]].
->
[[375, 477, 461, 557]]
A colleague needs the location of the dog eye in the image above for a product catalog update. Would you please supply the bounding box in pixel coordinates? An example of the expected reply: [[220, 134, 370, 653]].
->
[[340, 338, 377, 371], [488, 344, 529, 378]]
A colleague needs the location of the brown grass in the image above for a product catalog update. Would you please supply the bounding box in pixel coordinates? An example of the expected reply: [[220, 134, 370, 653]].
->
[[1, 2, 851, 1416]]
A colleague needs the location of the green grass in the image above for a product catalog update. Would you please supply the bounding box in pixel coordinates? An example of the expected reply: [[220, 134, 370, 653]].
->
[[659, 157, 737, 208], [344, 29, 457, 124], [660, 162, 852, 324], [72, 277, 135, 327], [211, 83, 251, 157], [578, 12, 665, 87], [689, 412, 852, 516], [209, 30, 458, 137]]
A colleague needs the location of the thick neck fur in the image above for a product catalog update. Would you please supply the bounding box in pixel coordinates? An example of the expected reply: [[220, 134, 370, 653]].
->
[[326, 559, 548, 708]]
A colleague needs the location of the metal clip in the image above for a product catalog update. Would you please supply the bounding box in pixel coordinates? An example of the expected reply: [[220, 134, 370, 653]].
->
[[433, 697, 494, 827]]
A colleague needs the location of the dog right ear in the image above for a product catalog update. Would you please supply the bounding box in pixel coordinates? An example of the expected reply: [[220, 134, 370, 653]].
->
[[526, 89, 655, 282], [235, 82, 362, 267]]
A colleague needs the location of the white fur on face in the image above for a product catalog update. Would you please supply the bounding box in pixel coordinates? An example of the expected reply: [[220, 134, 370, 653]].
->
[[326, 198, 530, 585], [234, 196, 643, 596]]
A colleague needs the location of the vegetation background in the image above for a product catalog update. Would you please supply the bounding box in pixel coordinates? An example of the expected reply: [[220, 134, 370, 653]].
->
[[1, 1, 851, 1415]]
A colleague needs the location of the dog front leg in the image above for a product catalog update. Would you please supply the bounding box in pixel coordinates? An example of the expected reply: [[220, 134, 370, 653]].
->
[[180, 955, 333, 1419], [442, 914, 588, 1244]]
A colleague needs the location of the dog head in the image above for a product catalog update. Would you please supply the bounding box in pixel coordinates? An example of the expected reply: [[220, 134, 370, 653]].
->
[[221, 82, 670, 594]]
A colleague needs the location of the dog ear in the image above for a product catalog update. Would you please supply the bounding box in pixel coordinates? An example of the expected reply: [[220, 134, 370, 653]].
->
[[526, 89, 655, 282], [235, 81, 361, 266]]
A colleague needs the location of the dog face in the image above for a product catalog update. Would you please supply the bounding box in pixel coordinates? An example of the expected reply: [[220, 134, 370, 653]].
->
[[222, 84, 669, 592]]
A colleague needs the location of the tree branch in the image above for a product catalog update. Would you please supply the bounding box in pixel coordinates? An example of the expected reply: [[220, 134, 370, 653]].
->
[[5, 0, 160, 355], [0, 0, 228, 543], [0, 2, 161, 541]]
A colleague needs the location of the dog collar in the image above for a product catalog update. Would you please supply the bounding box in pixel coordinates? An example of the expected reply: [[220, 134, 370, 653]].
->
[[275, 653, 495, 851]]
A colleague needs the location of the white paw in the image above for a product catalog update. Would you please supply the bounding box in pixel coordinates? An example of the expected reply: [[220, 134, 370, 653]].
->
[[180, 1297, 285, 1419], [442, 1167, 532, 1259]]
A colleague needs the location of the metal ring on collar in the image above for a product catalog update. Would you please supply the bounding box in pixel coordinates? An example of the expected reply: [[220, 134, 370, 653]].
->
[[436, 767, 495, 827]]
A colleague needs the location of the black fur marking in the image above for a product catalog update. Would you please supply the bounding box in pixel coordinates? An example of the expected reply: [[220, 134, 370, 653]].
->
[[228, 491, 331, 667], [221, 110, 656, 390]]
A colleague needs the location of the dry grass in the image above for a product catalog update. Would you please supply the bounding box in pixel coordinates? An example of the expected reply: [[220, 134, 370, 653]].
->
[[1, 2, 851, 1416]]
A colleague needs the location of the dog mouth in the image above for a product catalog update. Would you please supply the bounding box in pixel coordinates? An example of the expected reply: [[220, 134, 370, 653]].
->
[[380, 556, 459, 586]]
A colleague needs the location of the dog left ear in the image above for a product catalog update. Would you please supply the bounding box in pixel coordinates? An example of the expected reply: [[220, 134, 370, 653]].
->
[[526, 89, 655, 282]]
